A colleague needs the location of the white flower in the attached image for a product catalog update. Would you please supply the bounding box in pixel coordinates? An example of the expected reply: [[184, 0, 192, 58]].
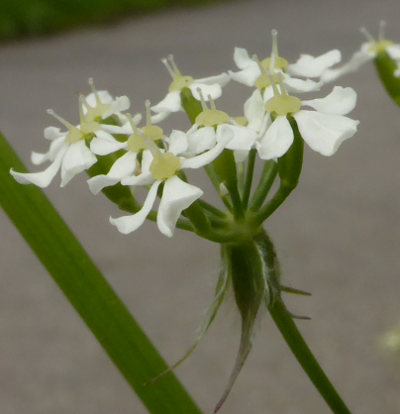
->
[[322, 22, 400, 82], [184, 92, 257, 163], [87, 102, 159, 194], [10, 84, 130, 188], [151, 54, 230, 123], [109, 129, 230, 237], [229, 30, 325, 93], [257, 78, 359, 158]]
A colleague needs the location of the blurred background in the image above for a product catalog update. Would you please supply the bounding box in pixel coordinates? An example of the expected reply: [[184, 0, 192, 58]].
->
[[1, 0, 400, 413]]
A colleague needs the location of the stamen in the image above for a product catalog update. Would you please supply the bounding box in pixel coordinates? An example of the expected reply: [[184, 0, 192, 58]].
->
[[271, 29, 279, 58], [253, 54, 279, 96], [379, 20, 387, 41], [78, 95, 86, 125], [360, 27, 375, 43], [208, 94, 217, 110], [145, 100, 152, 127], [88, 77, 101, 104], [126, 113, 139, 135], [167, 54, 182, 77], [161, 57, 175, 79], [196, 88, 208, 111], [46, 109, 76, 131]]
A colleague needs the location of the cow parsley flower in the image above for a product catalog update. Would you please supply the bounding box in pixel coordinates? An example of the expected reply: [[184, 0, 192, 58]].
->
[[87, 101, 159, 194], [229, 30, 333, 93], [151, 54, 230, 122], [322, 21, 400, 82], [109, 128, 230, 237], [257, 71, 359, 158], [11, 82, 130, 188]]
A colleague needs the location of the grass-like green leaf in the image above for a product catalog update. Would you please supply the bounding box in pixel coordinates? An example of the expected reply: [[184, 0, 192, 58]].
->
[[0, 132, 202, 414]]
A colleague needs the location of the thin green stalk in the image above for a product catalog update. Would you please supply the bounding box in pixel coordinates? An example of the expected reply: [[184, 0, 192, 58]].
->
[[197, 199, 226, 218], [0, 132, 203, 414], [253, 184, 293, 225], [268, 298, 352, 414], [204, 164, 233, 213], [249, 160, 278, 211], [241, 149, 256, 210]]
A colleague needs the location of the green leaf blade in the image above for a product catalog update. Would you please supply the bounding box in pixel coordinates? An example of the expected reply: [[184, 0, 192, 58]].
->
[[0, 132, 202, 414]]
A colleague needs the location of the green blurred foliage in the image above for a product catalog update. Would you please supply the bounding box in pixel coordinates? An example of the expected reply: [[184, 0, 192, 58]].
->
[[0, 0, 223, 41]]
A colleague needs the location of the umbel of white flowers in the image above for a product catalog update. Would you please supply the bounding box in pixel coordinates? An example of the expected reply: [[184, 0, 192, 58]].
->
[[10, 28, 364, 412]]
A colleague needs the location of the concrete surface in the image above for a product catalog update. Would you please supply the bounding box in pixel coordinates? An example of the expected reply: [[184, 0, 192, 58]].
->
[[1, 0, 400, 413]]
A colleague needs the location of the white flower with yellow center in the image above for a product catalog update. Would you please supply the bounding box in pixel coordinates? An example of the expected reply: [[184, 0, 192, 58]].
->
[[109, 129, 230, 237], [10, 81, 131, 188], [151, 54, 230, 123], [229, 30, 330, 94], [322, 22, 400, 82], [87, 101, 159, 194], [186, 90, 257, 162], [257, 71, 359, 158]]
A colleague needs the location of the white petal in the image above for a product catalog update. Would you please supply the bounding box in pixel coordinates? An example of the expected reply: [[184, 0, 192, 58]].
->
[[229, 65, 260, 87], [44, 126, 64, 140], [284, 77, 322, 93], [387, 44, 400, 60], [31, 136, 65, 165], [151, 91, 181, 113], [181, 138, 226, 170], [186, 126, 216, 156], [191, 83, 222, 101], [150, 111, 170, 123], [257, 116, 293, 160], [60, 141, 97, 187], [10, 146, 66, 188], [157, 176, 203, 237], [224, 124, 257, 152], [121, 151, 154, 186], [302, 86, 357, 115], [196, 73, 230, 87], [293, 110, 359, 156], [287, 49, 342, 78], [321, 50, 372, 83], [87, 175, 119, 195], [244, 89, 266, 132], [108, 96, 130, 116], [168, 130, 189, 155], [107, 151, 138, 178], [110, 181, 160, 234], [85, 91, 113, 108], [233, 47, 253, 69], [90, 131, 127, 155]]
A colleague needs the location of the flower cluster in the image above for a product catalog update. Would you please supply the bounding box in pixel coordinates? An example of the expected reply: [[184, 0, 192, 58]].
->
[[10, 29, 364, 412], [11, 30, 359, 241]]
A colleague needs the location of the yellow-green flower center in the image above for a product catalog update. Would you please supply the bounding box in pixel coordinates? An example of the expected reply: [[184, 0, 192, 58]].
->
[[265, 95, 302, 116], [127, 134, 146, 152], [254, 72, 283, 91], [150, 152, 181, 181], [142, 125, 164, 141], [368, 39, 393, 54], [234, 116, 247, 126], [84, 102, 112, 123], [65, 128, 85, 144], [261, 56, 288, 71], [169, 75, 194, 92], [195, 108, 230, 127]]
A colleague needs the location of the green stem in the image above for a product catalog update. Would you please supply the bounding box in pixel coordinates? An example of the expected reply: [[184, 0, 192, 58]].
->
[[268, 298, 352, 414], [253, 184, 293, 225], [197, 199, 226, 218], [204, 164, 233, 213], [242, 149, 256, 210], [249, 160, 277, 211]]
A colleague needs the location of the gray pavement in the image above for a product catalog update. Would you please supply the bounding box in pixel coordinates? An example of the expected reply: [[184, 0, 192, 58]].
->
[[1, 0, 400, 413]]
